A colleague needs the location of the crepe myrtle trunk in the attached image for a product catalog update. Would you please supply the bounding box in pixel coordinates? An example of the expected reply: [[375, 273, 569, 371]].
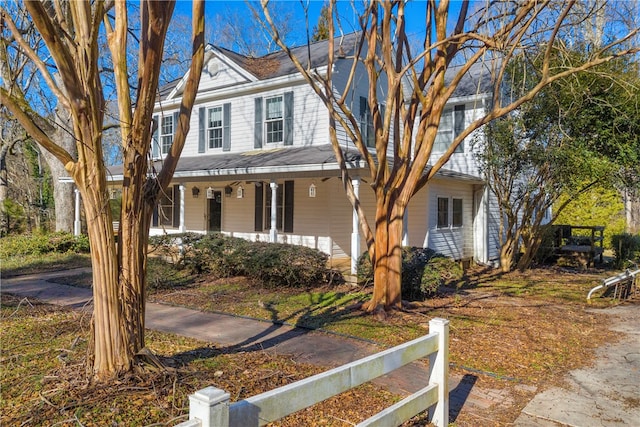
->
[[364, 195, 405, 313]]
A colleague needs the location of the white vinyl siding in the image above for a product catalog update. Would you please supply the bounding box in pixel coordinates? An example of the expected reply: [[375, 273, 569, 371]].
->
[[427, 180, 474, 260]]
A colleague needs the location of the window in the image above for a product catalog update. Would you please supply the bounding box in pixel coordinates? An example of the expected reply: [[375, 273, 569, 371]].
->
[[157, 191, 174, 227], [255, 181, 294, 232], [161, 115, 174, 154], [265, 96, 284, 144], [434, 105, 465, 153], [153, 185, 180, 228], [208, 106, 223, 149], [437, 197, 449, 228], [437, 196, 464, 229], [452, 198, 463, 227], [359, 97, 375, 148], [254, 92, 293, 148]]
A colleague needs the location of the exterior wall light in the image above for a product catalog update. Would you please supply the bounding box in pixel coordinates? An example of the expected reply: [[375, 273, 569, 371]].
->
[[192, 186, 200, 198]]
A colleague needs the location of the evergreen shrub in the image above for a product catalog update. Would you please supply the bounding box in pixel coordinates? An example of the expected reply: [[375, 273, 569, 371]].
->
[[156, 233, 331, 288], [357, 247, 463, 300], [0, 231, 90, 258], [611, 233, 640, 268]]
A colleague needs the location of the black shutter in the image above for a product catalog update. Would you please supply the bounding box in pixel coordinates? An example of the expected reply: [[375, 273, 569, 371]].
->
[[172, 185, 180, 228], [454, 104, 465, 153], [284, 180, 294, 233], [198, 107, 206, 153], [223, 103, 231, 151], [254, 97, 263, 149], [284, 91, 293, 146], [152, 206, 158, 227], [152, 114, 159, 158], [254, 183, 263, 231]]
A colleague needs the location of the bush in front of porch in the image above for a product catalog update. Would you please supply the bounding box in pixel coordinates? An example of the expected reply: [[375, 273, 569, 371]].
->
[[150, 233, 333, 288]]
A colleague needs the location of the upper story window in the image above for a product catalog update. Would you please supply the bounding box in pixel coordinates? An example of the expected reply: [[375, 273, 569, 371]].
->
[[434, 105, 465, 153], [208, 106, 223, 149], [359, 97, 378, 148], [254, 92, 293, 149], [161, 115, 174, 154], [198, 104, 230, 153], [265, 96, 284, 144]]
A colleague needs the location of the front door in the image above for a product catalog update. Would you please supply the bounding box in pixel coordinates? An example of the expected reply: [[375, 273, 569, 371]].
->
[[208, 191, 222, 232]]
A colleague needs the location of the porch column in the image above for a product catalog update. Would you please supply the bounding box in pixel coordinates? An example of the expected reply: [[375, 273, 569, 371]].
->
[[402, 208, 409, 246], [179, 183, 186, 232], [351, 178, 360, 274], [269, 180, 278, 242], [74, 188, 81, 236]]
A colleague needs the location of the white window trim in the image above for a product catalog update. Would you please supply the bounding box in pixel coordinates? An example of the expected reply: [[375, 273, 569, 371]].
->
[[207, 105, 224, 150], [433, 105, 464, 154], [161, 115, 174, 155], [158, 192, 174, 227], [435, 195, 464, 230], [264, 95, 284, 145]]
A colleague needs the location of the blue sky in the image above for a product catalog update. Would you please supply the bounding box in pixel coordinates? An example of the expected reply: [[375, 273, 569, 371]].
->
[[172, 1, 464, 51]]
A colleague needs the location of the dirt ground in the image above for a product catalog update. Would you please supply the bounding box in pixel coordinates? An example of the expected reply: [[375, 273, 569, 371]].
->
[[4, 265, 636, 426]]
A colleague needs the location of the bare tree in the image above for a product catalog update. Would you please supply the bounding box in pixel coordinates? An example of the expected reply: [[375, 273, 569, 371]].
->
[[0, 0, 205, 380], [260, 0, 639, 315], [0, 5, 77, 233]]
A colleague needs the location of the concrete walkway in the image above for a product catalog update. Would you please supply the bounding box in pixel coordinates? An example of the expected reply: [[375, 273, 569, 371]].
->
[[515, 304, 640, 426], [3, 269, 639, 425]]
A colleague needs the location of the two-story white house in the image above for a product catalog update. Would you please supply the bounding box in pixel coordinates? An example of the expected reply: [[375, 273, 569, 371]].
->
[[108, 33, 501, 272]]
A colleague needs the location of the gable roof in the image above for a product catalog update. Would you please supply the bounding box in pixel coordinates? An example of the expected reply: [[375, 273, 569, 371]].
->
[[157, 33, 362, 102]]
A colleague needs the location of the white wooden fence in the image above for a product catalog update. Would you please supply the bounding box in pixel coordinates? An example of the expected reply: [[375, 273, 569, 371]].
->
[[175, 318, 449, 427]]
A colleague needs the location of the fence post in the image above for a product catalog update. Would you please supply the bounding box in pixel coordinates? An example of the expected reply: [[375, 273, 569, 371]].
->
[[188, 386, 230, 427], [428, 318, 449, 427]]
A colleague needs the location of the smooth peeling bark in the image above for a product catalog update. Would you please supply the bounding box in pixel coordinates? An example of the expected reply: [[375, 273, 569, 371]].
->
[[363, 198, 405, 313]]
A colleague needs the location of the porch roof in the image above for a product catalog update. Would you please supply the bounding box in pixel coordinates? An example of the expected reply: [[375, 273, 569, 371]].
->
[[107, 145, 483, 183]]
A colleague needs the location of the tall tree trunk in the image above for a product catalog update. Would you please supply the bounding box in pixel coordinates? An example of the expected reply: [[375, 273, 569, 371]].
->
[[0, 144, 8, 234], [80, 180, 129, 377], [364, 197, 404, 313]]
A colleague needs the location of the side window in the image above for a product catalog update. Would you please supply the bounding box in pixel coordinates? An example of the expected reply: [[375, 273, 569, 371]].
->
[[437, 197, 449, 229], [437, 196, 464, 229], [452, 198, 463, 227], [161, 115, 174, 154], [434, 105, 465, 153], [359, 96, 375, 148]]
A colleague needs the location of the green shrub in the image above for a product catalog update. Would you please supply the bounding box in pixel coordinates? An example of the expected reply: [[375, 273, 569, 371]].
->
[[146, 257, 194, 290], [0, 232, 90, 258], [188, 233, 253, 276], [244, 242, 329, 288], [357, 247, 462, 301], [176, 233, 331, 287], [611, 233, 640, 269]]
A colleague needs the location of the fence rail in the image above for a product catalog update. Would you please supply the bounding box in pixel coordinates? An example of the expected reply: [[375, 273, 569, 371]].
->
[[175, 318, 449, 427]]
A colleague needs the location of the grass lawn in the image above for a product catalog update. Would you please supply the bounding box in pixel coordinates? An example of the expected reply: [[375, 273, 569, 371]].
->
[[2, 251, 634, 426]]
